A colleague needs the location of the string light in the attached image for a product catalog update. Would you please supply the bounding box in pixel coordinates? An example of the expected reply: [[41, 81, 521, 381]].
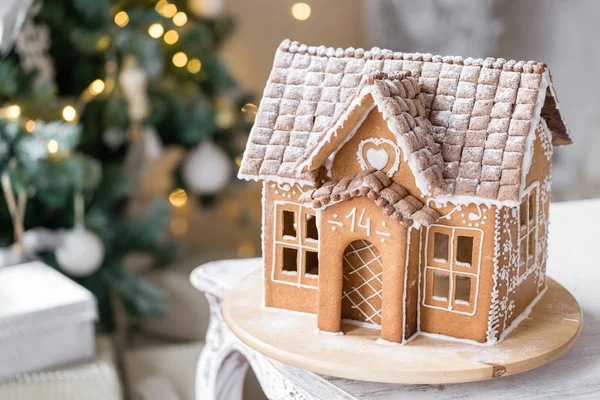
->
[[241, 103, 258, 123], [162, 4, 177, 18], [170, 217, 188, 236], [6, 105, 20, 119], [25, 120, 36, 133], [114, 11, 129, 27], [62, 106, 77, 122], [172, 11, 187, 27], [291, 2, 311, 20], [47, 140, 59, 154], [186, 58, 201, 73], [148, 23, 164, 39], [168, 188, 188, 207], [172, 52, 188, 67], [96, 36, 111, 51], [163, 30, 179, 45], [90, 79, 105, 95], [155, 0, 168, 14]]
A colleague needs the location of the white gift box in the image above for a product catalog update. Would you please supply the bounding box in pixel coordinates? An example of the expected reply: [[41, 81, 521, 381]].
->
[[0, 261, 97, 380]]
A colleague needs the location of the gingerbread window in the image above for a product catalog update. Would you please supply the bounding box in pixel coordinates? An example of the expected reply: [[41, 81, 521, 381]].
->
[[424, 225, 481, 315], [518, 185, 538, 276], [272, 201, 320, 288]]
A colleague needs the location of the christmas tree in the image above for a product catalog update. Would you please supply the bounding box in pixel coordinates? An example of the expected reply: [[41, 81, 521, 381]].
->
[[0, 0, 253, 330]]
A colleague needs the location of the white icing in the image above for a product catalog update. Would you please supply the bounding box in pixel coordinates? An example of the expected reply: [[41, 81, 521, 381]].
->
[[539, 118, 554, 161], [262, 182, 267, 307], [400, 226, 413, 345], [421, 224, 483, 316], [486, 177, 549, 343], [343, 207, 372, 236], [271, 200, 319, 290], [519, 70, 550, 199], [314, 328, 344, 336], [366, 147, 389, 170], [416, 331, 491, 347], [298, 95, 375, 174], [238, 172, 316, 188], [297, 86, 434, 195], [342, 318, 381, 329], [356, 138, 401, 176], [495, 285, 548, 344]]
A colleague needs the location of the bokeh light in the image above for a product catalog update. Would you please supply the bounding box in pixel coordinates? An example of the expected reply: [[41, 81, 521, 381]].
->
[[169, 188, 188, 207], [148, 23, 165, 39], [164, 30, 179, 45], [291, 3, 311, 20], [172, 52, 188, 67], [114, 11, 129, 27], [187, 58, 202, 73]]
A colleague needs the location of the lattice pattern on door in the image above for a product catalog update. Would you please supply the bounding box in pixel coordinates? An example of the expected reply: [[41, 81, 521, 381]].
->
[[342, 240, 383, 326]]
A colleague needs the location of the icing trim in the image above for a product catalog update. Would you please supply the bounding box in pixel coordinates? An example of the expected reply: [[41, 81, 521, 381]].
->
[[297, 86, 435, 195], [519, 70, 550, 200], [357, 138, 401, 176]]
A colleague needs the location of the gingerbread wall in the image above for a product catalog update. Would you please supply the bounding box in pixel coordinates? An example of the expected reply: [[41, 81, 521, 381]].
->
[[329, 108, 422, 199], [486, 123, 552, 341], [262, 182, 319, 314], [404, 226, 421, 340], [322, 106, 501, 342], [418, 201, 498, 343], [501, 123, 552, 336], [317, 196, 409, 342]]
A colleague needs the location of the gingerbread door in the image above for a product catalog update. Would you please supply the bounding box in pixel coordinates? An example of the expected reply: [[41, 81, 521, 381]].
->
[[341, 239, 383, 326]]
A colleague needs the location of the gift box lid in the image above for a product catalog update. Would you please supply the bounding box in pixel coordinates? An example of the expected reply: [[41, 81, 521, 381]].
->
[[0, 261, 97, 339]]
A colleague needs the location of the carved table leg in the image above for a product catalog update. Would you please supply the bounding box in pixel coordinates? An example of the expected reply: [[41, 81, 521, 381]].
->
[[196, 294, 250, 400], [195, 292, 318, 400]]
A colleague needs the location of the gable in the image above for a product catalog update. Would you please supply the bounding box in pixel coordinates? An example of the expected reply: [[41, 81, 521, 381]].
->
[[295, 75, 445, 196], [329, 108, 402, 181]]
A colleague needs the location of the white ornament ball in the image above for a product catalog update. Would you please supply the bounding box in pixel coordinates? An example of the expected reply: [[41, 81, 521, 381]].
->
[[182, 141, 231, 194], [56, 226, 105, 277], [189, 0, 223, 18]]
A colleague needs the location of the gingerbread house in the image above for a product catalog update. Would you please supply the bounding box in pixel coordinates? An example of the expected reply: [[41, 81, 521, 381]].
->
[[238, 40, 572, 344]]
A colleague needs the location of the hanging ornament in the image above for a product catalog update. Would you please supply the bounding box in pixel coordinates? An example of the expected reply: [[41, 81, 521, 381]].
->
[[55, 226, 105, 277], [0, 0, 35, 54], [188, 0, 224, 18], [55, 191, 104, 277], [124, 126, 165, 199], [119, 55, 150, 124], [15, 21, 54, 87], [182, 141, 231, 194], [214, 97, 237, 129]]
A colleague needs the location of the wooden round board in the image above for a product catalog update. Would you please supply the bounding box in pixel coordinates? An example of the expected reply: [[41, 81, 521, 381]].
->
[[223, 270, 581, 384]]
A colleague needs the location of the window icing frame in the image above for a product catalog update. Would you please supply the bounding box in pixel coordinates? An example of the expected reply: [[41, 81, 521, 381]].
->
[[272, 201, 320, 289], [423, 224, 483, 316]]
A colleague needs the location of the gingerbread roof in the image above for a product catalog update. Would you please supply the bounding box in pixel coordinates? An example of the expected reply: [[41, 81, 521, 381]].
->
[[299, 169, 439, 228], [296, 71, 444, 195], [238, 40, 572, 203]]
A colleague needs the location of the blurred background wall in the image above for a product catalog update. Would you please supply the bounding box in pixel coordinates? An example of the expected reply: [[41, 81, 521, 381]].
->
[[221, 0, 599, 201]]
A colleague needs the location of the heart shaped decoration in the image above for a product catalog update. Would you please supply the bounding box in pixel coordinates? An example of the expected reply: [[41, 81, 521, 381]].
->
[[366, 148, 389, 170]]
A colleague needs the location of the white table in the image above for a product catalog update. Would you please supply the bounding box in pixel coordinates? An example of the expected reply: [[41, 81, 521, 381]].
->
[[191, 199, 600, 399]]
